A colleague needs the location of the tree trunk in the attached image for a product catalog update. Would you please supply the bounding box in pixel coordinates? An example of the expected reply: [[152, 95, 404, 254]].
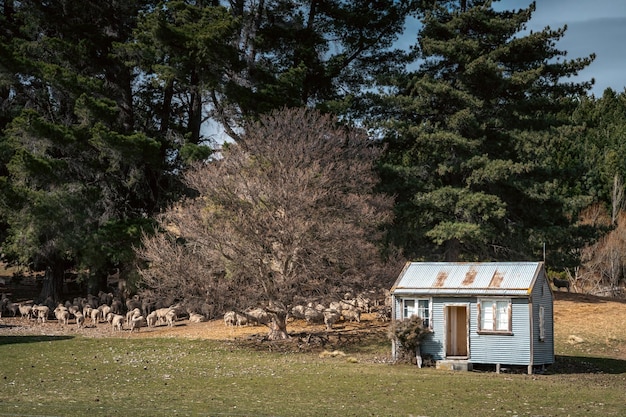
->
[[444, 238, 460, 261], [38, 264, 64, 303], [267, 310, 290, 340]]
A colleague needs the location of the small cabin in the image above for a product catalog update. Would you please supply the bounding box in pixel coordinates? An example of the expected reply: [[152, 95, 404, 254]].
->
[[390, 261, 554, 374]]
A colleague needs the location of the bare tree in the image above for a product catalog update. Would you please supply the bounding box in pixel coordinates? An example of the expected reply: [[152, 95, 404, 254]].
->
[[137, 108, 397, 339]]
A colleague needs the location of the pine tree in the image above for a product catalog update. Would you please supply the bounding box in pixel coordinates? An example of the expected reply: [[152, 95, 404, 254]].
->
[[0, 1, 169, 300], [379, 0, 594, 263]]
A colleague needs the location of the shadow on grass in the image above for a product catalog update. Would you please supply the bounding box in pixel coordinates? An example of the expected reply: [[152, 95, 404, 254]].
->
[[0, 334, 74, 346], [547, 354, 626, 375], [554, 291, 626, 305]]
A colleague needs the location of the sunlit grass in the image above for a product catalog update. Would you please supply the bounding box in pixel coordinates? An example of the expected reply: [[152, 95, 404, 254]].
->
[[1, 335, 625, 417]]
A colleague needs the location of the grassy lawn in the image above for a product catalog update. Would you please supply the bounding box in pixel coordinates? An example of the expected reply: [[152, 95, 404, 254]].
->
[[0, 334, 625, 417]]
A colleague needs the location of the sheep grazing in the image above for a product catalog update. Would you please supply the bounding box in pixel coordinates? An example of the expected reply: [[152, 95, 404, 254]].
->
[[33, 305, 50, 323], [126, 308, 142, 327], [74, 311, 85, 328], [99, 304, 112, 321], [154, 307, 173, 325], [6, 302, 19, 317], [323, 309, 341, 330], [223, 311, 237, 326], [189, 312, 206, 323], [341, 307, 361, 323], [245, 307, 270, 326], [290, 305, 306, 320], [54, 305, 70, 326], [304, 306, 324, 324], [130, 315, 146, 332], [18, 304, 33, 319], [235, 312, 248, 326], [146, 311, 158, 327], [165, 309, 177, 327], [90, 308, 101, 326], [110, 314, 125, 331]]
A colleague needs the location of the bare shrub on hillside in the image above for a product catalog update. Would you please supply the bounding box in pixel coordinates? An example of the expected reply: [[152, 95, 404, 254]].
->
[[577, 204, 626, 296]]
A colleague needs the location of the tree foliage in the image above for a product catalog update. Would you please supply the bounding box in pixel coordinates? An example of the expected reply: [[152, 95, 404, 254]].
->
[[378, 0, 595, 264], [137, 108, 397, 338]]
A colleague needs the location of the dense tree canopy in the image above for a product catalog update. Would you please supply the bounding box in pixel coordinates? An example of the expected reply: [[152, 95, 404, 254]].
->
[[1, 0, 626, 304], [0, 0, 414, 301], [378, 0, 595, 266]]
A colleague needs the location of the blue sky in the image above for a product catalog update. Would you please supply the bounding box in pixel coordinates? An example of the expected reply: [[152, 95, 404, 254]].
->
[[401, 0, 626, 97], [504, 0, 626, 96]]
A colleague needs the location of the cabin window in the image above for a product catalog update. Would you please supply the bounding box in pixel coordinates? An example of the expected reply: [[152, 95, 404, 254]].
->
[[402, 298, 431, 328], [477, 299, 512, 334]]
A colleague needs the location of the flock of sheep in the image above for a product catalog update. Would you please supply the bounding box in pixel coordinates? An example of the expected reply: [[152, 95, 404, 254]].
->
[[224, 293, 392, 331], [0, 289, 392, 333], [0, 292, 185, 332]]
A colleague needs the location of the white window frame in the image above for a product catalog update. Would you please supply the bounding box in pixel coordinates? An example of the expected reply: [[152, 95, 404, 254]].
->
[[402, 298, 432, 329], [477, 298, 512, 335]]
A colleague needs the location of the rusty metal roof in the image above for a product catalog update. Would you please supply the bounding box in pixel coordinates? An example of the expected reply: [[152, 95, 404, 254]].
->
[[390, 262, 544, 297]]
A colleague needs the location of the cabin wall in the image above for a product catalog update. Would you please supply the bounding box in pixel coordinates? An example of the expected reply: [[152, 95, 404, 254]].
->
[[394, 295, 539, 365], [469, 298, 531, 365], [530, 273, 555, 365]]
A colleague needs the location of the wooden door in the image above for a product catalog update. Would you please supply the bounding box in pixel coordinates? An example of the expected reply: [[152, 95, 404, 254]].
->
[[446, 306, 468, 357]]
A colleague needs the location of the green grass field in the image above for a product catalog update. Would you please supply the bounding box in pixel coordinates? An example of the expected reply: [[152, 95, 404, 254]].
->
[[0, 332, 625, 417]]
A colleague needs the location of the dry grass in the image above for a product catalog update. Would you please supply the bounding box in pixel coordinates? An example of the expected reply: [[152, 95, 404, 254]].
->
[[553, 291, 626, 360]]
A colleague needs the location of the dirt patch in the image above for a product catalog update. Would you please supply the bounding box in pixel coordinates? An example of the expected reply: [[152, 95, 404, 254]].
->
[[0, 312, 390, 354]]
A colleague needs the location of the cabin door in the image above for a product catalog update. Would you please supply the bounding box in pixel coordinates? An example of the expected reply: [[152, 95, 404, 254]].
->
[[445, 305, 468, 358]]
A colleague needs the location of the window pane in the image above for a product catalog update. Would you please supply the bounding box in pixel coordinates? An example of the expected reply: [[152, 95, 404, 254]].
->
[[417, 299, 429, 327], [403, 300, 415, 319], [482, 303, 494, 330], [495, 301, 509, 331]]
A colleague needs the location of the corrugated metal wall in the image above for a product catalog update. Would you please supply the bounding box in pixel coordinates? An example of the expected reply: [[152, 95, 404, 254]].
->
[[530, 272, 555, 365], [469, 298, 531, 365]]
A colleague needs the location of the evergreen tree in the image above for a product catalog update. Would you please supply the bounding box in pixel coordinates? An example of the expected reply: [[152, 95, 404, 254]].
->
[[203, 0, 418, 139], [379, 0, 594, 264], [0, 1, 169, 300]]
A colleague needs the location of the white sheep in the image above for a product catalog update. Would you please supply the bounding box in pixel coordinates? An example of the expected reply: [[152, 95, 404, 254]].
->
[[54, 305, 70, 326], [290, 305, 306, 319], [111, 314, 125, 331], [304, 306, 324, 324], [223, 311, 237, 326], [146, 311, 158, 327], [18, 303, 33, 319], [341, 307, 361, 323], [154, 307, 172, 325], [323, 309, 341, 330], [90, 308, 100, 326], [165, 309, 177, 327], [245, 307, 270, 326], [188, 312, 206, 323], [74, 311, 85, 328], [99, 304, 112, 321], [33, 305, 50, 323], [130, 315, 146, 332], [235, 312, 248, 326], [126, 308, 142, 327]]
